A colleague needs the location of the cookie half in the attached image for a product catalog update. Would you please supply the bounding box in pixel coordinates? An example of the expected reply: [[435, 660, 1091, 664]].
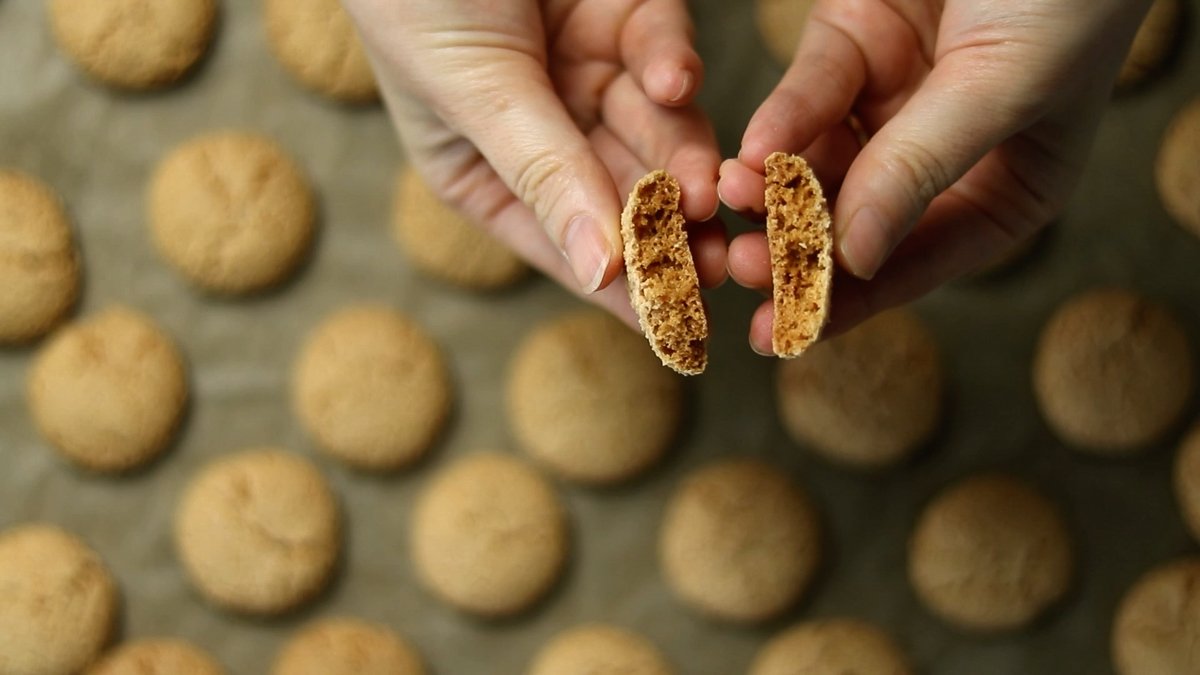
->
[[621, 170, 708, 375], [765, 152, 833, 357]]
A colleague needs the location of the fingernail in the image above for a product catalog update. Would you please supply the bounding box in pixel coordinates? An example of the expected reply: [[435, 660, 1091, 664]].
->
[[750, 333, 773, 357], [563, 215, 611, 294], [669, 71, 693, 103], [839, 206, 890, 280]]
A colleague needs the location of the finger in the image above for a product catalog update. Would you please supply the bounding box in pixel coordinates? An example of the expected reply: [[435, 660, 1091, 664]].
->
[[601, 73, 720, 222], [832, 54, 1043, 280], [717, 159, 767, 216], [748, 301, 774, 356], [591, 125, 727, 289], [620, 0, 703, 106], [727, 231, 772, 291], [423, 52, 625, 295]]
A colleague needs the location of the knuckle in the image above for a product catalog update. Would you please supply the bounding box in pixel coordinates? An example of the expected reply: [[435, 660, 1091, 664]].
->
[[511, 148, 571, 237], [880, 138, 953, 213]]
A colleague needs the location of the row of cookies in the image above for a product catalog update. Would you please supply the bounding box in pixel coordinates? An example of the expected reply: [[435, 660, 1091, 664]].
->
[[47, 0, 377, 102]]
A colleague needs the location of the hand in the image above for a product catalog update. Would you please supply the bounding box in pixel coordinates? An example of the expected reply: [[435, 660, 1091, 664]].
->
[[343, 0, 726, 324], [719, 0, 1152, 353]]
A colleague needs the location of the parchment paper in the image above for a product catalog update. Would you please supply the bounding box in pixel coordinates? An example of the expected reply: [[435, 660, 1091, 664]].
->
[[2, 1, 1199, 673]]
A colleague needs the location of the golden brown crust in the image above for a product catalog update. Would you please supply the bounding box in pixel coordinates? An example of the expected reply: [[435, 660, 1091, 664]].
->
[[620, 170, 708, 375], [765, 152, 833, 357]]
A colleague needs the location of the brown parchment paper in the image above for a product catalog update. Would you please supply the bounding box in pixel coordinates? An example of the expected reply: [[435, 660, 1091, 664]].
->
[[2, 1, 1200, 673]]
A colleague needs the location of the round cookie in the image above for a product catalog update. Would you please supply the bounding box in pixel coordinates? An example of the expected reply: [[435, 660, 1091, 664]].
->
[[749, 619, 913, 675], [265, 0, 378, 103], [411, 452, 568, 618], [175, 449, 340, 615], [908, 474, 1073, 632], [1157, 97, 1200, 238], [754, 0, 815, 67], [148, 131, 315, 294], [659, 458, 821, 623], [1033, 288, 1193, 454], [272, 617, 424, 675], [1117, 0, 1181, 89], [87, 639, 225, 675], [48, 0, 217, 90], [0, 170, 80, 344], [1112, 557, 1200, 675], [528, 624, 673, 675], [1174, 423, 1200, 544], [393, 167, 528, 289], [27, 306, 188, 472], [508, 310, 682, 485], [0, 524, 118, 675], [292, 305, 451, 471], [776, 308, 942, 469]]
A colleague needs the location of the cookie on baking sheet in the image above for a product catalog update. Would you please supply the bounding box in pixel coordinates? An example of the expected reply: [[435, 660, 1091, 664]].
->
[[754, 0, 815, 67], [659, 458, 821, 623], [749, 618, 913, 675], [1174, 423, 1200, 544], [272, 617, 424, 675], [0, 524, 118, 675], [392, 167, 528, 290], [507, 309, 683, 485], [1033, 288, 1193, 454], [292, 305, 451, 471], [411, 452, 568, 618], [1157, 97, 1200, 239], [0, 170, 80, 344], [776, 308, 943, 469], [265, 0, 378, 103], [1112, 557, 1200, 675], [528, 624, 674, 675], [27, 306, 188, 473], [148, 131, 315, 294], [175, 449, 340, 615], [1117, 0, 1182, 89], [908, 474, 1073, 632], [87, 639, 225, 675], [48, 0, 217, 90], [621, 170, 708, 375], [765, 152, 833, 357]]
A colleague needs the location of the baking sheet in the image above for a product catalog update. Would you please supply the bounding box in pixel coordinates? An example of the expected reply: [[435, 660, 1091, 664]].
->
[[2, 1, 1200, 673]]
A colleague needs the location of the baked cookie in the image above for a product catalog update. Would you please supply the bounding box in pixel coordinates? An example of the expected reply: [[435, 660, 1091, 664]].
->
[[620, 170, 708, 375], [0, 170, 80, 344], [908, 474, 1073, 632], [265, 0, 378, 103], [87, 639, 225, 675], [27, 306, 188, 472], [148, 131, 315, 294], [292, 305, 451, 471], [1117, 0, 1182, 89], [175, 449, 340, 615], [392, 168, 528, 289], [507, 309, 683, 485], [1033, 288, 1193, 454], [411, 452, 568, 618], [754, 0, 815, 67], [1112, 557, 1200, 675], [1174, 423, 1200, 544], [749, 618, 913, 675], [1156, 97, 1200, 238], [776, 308, 942, 469], [48, 0, 217, 90], [765, 152, 833, 357], [272, 617, 424, 675], [0, 524, 118, 675], [528, 624, 674, 675], [659, 458, 821, 623]]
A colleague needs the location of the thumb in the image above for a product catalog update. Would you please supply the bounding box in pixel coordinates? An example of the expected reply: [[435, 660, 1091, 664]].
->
[[430, 54, 623, 294], [834, 57, 1042, 280]]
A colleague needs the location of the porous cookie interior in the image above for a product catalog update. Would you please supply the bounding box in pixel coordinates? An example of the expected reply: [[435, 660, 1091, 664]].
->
[[621, 170, 707, 375], [765, 152, 832, 357]]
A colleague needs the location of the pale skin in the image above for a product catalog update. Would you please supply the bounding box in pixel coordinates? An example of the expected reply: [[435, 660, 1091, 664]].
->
[[345, 0, 1153, 354]]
